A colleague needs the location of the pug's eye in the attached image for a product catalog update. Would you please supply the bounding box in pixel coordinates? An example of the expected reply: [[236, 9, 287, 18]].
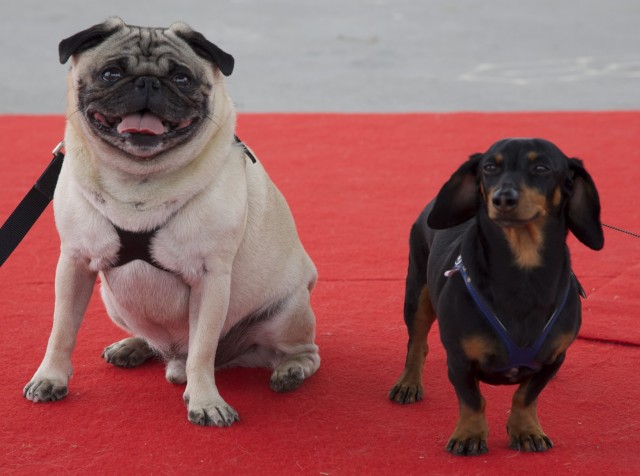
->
[[101, 67, 123, 82], [173, 73, 192, 88]]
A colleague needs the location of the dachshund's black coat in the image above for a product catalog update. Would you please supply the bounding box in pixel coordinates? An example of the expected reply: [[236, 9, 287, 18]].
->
[[389, 138, 603, 455]]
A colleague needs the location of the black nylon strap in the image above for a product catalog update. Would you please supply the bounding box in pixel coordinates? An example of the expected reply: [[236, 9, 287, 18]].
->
[[234, 135, 257, 163], [0, 147, 65, 267], [111, 225, 174, 273]]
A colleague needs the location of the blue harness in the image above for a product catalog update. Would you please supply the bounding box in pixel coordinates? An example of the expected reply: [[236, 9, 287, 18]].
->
[[446, 255, 571, 373]]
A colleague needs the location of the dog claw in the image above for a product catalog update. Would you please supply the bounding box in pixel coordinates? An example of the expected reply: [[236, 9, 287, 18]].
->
[[270, 364, 305, 393], [23, 379, 68, 403], [446, 438, 488, 456], [509, 434, 553, 452], [184, 388, 239, 427], [102, 337, 154, 368], [389, 383, 424, 404], [188, 405, 239, 427]]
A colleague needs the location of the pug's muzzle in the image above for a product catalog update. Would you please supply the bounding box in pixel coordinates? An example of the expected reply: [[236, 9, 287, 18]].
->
[[83, 75, 203, 159]]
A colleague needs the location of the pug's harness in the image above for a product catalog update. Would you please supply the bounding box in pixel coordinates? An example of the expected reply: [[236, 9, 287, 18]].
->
[[445, 254, 572, 373], [111, 225, 171, 272], [0, 136, 257, 268], [110, 137, 256, 272]]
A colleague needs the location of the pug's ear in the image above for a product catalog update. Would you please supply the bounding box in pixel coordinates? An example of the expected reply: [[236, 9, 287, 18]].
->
[[58, 18, 123, 64], [427, 153, 482, 229], [173, 27, 235, 76]]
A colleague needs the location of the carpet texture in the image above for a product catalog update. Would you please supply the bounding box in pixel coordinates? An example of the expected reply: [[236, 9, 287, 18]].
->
[[1, 113, 639, 475]]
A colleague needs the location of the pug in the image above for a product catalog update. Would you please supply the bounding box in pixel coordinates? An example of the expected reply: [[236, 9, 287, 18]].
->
[[23, 17, 320, 427]]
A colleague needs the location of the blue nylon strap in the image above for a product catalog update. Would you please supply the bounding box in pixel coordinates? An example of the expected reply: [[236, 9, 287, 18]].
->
[[450, 255, 571, 372]]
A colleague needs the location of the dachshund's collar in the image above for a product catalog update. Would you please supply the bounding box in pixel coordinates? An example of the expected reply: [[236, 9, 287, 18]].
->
[[445, 255, 571, 373]]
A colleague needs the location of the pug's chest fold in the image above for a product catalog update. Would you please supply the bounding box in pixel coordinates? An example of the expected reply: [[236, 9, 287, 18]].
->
[[82, 183, 185, 234]]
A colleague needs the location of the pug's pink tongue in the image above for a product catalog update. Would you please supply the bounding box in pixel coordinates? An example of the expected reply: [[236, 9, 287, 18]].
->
[[117, 112, 164, 135]]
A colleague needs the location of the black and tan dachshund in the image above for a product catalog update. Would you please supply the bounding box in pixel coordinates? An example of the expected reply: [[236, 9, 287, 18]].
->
[[389, 138, 603, 455]]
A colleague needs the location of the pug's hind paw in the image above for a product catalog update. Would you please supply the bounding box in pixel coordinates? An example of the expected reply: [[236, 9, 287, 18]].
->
[[102, 337, 154, 368]]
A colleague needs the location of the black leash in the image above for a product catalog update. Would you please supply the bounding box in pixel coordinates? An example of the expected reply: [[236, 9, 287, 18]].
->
[[0, 142, 65, 267], [603, 223, 640, 240], [0, 136, 258, 268]]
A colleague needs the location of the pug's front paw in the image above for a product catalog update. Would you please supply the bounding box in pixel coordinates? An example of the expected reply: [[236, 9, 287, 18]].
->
[[24, 378, 68, 403], [183, 390, 239, 427]]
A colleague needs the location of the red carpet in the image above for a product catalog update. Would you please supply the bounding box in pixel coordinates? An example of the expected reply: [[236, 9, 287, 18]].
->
[[1, 113, 639, 474]]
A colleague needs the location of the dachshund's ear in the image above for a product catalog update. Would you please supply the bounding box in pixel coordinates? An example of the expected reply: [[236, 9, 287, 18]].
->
[[427, 153, 482, 229], [566, 158, 604, 250]]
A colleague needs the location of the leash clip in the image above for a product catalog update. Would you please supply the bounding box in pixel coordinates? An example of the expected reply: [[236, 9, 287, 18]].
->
[[52, 140, 65, 156], [444, 255, 463, 278], [35, 141, 65, 200]]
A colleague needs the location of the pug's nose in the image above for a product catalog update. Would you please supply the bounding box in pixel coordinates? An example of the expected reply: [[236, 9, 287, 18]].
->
[[135, 76, 160, 92], [492, 185, 519, 212]]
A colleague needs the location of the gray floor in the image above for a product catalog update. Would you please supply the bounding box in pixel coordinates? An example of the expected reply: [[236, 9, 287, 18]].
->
[[1, 0, 639, 113]]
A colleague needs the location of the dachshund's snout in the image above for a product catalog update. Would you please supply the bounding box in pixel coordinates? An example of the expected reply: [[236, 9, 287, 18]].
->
[[492, 185, 519, 212]]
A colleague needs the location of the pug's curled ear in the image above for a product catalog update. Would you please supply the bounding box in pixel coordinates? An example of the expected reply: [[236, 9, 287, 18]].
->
[[173, 27, 235, 76], [58, 18, 124, 64], [427, 153, 482, 229]]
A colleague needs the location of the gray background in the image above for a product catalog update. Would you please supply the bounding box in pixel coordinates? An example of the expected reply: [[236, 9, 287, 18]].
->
[[1, 0, 639, 113]]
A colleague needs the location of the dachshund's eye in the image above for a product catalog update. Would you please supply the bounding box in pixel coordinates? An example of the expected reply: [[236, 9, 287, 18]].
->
[[483, 163, 500, 174], [533, 163, 551, 175], [101, 67, 124, 82]]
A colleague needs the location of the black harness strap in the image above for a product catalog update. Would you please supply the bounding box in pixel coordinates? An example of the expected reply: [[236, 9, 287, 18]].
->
[[111, 225, 173, 272], [234, 135, 257, 163]]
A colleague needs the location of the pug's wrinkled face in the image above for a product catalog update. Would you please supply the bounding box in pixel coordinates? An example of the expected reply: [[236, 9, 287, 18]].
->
[[60, 17, 234, 159]]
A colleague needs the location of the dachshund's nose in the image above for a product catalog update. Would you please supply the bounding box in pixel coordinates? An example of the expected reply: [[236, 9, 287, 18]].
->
[[492, 186, 519, 212]]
